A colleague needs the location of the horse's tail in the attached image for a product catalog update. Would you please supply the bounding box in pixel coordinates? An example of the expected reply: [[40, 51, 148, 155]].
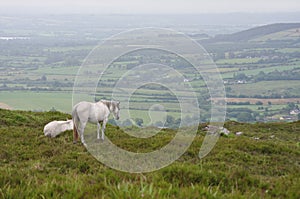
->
[[72, 105, 80, 143]]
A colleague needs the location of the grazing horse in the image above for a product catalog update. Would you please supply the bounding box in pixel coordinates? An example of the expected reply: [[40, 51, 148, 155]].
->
[[72, 100, 120, 146]]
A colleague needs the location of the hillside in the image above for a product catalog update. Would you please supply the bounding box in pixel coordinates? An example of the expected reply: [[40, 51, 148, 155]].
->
[[0, 109, 299, 198], [205, 23, 300, 42]]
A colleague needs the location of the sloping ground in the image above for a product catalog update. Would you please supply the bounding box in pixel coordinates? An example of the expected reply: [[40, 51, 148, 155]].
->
[[0, 103, 11, 110], [0, 109, 299, 198], [251, 28, 300, 42], [206, 23, 300, 42]]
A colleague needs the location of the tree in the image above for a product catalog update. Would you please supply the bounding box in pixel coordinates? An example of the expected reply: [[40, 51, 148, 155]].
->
[[164, 115, 181, 128], [165, 115, 175, 127], [228, 51, 235, 59], [134, 118, 143, 127], [225, 87, 232, 92], [255, 101, 263, 105], [41, 75, 47, 81], [234, 73, 248, 80], [287, 102, 296, 110], [254, 71, 266, 82], [49, 107, 57, 112], [237, 112, 254, 122], [108, 119, 117, 126]]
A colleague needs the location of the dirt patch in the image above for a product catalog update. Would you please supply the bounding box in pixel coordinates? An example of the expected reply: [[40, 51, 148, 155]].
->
[[0, 102, 12, 110]]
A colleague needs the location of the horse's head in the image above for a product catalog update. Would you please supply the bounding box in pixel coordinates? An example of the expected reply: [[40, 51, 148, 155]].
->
[[112, 101, 120, 120]]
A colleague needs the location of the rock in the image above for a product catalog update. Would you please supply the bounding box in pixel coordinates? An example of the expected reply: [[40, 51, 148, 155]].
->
[[220, 127, 230, 136], [235, 131, 243, 136], [203, 125, 230, 136]]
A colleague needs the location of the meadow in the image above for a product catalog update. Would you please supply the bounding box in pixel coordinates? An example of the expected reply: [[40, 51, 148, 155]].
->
[[0, 91, 73, 112], [227, 80, 300, 98], [0, 109, 299, 198]]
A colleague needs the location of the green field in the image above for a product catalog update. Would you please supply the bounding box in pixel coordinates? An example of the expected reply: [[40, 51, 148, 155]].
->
[[221, 64, 300, 79], [228, 80, 300, 97], [0, 90, 187, 126], [216, 57, 261, 65], [251, 28, 300, 42], [0, 91, 73, 113]]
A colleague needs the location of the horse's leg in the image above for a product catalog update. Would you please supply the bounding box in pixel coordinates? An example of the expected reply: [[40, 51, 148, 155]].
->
[[101, 118, 108, 140], [97, 122, 101, 140], [79, 121, 87, 147], [73, 123, 79, 144]]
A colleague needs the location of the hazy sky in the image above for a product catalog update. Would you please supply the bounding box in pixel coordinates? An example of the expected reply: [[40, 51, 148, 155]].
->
[[2, 0, 300, 14]]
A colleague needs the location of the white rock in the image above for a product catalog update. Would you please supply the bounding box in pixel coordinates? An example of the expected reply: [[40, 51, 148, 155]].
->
[[235, 132, 243, 136]]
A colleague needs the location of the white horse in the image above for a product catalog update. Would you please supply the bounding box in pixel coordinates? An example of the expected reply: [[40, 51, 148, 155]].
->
[[72, 100, 120, 146], [44, 119, 73, 138]]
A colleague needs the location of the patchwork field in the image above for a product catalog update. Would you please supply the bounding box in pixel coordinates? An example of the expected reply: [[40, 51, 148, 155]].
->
[[1, 19, 300, 123]]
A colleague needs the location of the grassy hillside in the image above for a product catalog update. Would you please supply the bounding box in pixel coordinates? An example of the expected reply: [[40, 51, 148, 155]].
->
[[0, 109, 299, 198]]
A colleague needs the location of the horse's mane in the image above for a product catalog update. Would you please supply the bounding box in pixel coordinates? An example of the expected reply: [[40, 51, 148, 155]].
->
[[99, 100, 109, 108], [99, 100, 117, 111]]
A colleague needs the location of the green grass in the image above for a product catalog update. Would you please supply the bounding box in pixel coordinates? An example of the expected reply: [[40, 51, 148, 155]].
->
[[216, 57, 261, 65], [0, 91, 73, 113], [0, 90, 187, 123], [227, 104, 265, 111], [252, 28, 300, 42], [44, 45, 94, 53], [240, 64, 299, 76], [221, 64, 300, 79], [33, 65, 79, 76], [276, 48, 300, 53], [0, 109, 299, 198], [227, 104, 286, 112], [228, 80, 300, 97]]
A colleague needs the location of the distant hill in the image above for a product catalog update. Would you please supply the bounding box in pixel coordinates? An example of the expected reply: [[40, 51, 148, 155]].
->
[[206, 23, 300, 42]]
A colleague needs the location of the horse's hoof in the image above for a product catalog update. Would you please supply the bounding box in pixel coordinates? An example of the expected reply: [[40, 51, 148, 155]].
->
[[73, 141, 77, 144]]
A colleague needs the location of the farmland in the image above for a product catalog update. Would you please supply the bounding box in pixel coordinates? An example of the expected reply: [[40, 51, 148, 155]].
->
[[0, 16, 300, 124]]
